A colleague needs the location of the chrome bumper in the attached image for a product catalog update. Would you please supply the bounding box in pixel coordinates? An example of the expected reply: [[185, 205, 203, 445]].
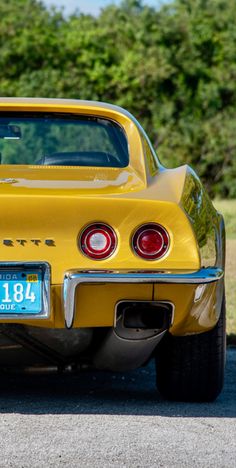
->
[[63, 267, 223, 328]]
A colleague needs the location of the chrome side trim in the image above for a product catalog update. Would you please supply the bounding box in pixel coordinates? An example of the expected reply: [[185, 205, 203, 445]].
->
[[63, 267, 223, 328], [0, 262, 50, 320]]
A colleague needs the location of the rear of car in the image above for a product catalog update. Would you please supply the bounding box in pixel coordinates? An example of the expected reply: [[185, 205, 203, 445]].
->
[[0, 98, 225, 401]]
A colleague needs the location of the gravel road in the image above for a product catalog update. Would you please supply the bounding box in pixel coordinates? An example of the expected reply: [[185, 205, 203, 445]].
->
[[0, 348, 235, 468]]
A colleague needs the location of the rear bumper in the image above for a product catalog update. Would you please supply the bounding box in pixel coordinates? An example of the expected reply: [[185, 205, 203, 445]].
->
[[63, 267, 223, 328]]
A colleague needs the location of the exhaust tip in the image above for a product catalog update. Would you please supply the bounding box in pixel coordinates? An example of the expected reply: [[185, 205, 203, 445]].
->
[[115, 300, 174, 340]]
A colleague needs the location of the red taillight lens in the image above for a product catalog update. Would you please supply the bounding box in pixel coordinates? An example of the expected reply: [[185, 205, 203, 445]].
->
[[132, 223, 169, 260], [80, 223, 117, 259]]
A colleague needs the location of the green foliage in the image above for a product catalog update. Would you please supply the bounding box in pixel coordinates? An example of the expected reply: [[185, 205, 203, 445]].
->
[[0, 0, 236, 197]]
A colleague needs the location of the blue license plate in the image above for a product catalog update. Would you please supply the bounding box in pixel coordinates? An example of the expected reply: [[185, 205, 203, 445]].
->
[[0, 270, 42, 315]]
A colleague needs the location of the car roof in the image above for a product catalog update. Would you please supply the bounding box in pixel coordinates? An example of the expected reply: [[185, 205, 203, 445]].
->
[[0, 97, 137, 123]]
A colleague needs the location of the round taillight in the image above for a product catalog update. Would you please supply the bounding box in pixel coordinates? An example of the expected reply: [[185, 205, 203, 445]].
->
[[132, 223, 169, 260], [80, 223, 117, 259]]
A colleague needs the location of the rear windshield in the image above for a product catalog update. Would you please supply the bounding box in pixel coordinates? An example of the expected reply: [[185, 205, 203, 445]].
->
[[0, 113, 129, 167]]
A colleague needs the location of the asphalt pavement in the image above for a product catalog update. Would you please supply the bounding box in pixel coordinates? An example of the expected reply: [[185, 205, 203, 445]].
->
[[0, 348, 235, 468]]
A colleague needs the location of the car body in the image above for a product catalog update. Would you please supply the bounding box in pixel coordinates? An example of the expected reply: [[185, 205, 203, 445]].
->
[[0, 98, 225, 401]]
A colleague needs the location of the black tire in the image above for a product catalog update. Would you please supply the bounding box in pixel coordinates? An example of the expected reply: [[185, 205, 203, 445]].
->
[[155, 294, 226, 402]]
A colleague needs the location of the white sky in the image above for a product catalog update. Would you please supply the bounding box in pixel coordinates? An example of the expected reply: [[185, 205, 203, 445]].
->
[[42, 0, 162, 16]]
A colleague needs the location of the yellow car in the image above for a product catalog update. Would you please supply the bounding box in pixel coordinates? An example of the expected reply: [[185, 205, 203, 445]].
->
[[0, 98, 225, 401]]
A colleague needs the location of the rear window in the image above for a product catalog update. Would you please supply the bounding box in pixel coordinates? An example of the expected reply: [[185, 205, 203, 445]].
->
[[0, 113, 129, 167]]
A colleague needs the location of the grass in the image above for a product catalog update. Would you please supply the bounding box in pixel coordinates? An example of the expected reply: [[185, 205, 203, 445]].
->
[[214, 200, 236, 335], [213, 199, 236, 239]]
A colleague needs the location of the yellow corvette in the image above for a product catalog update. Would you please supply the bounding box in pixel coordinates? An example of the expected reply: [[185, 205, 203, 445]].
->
[[0, 98, 225, 401]]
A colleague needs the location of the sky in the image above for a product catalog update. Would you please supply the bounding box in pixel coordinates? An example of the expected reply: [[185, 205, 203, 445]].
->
[[42, 0, 161, 16]]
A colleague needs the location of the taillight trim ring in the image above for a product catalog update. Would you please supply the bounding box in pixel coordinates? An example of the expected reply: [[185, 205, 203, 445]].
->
[[79, 222, 118, 260], [132, 223, 170, 260]]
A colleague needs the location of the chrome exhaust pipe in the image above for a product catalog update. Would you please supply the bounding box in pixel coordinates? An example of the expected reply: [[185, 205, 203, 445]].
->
[[93, 301, 173, 372]]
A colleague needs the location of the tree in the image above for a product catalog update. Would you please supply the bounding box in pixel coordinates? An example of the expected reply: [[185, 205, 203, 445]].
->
[[0, 0, 235, 197]]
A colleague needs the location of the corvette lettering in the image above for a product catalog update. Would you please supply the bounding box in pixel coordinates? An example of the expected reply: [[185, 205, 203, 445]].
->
[[2, 239, 55, 246]]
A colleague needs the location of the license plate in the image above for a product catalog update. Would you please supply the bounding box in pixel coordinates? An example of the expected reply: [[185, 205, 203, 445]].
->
[[0, 270, 42, 315]]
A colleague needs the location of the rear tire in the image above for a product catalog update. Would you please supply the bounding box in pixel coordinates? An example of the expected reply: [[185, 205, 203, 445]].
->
[[155, 294, 226, 402]]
